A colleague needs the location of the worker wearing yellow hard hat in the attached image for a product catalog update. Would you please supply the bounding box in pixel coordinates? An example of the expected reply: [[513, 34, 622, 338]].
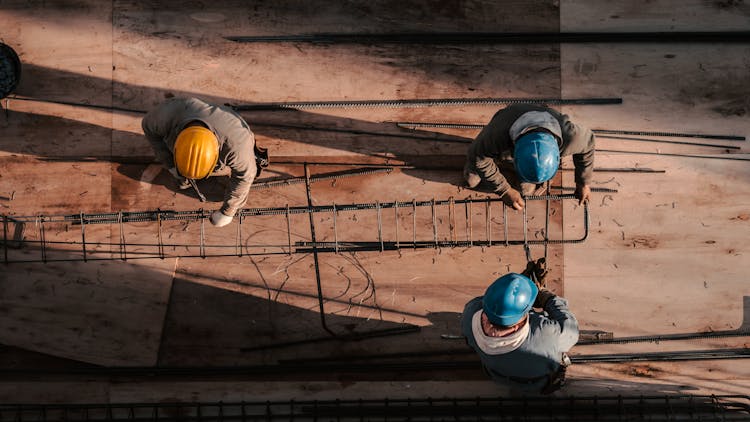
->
[[142, 97, 268, 227]]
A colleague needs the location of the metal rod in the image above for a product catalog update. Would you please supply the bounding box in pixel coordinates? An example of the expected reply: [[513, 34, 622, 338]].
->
[[304, 163, 336, 337], [236, 213, 243, 257], [118, 211, 127, 261], [285, 204, 292, 255], [393, 121, 745, 141], [376, 200, 383, 252], [597, 134, 741, 149], [79, 212, 87, 262], [333, 203, 338, 254], [231, 97, 622, 111], [431, 198, 438, 248], [37, 216, 46, 263], [448, 197, 456, 244], [598, 149, 750, 161], [593, 129, 745, 141], [250, 167, 393, 191], [412, 199, 416, 249], [394, 199, 399, 249], [225, 31, 750, 44], [157, 212, 164, 259]]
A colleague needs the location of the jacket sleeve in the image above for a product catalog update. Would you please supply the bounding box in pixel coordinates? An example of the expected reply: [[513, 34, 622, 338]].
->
[[542, 295, 579, 352], [141, 108, 175, 168], [220, 137, 257, 217], [470, 121, 511, 195], [565, 121, 595, 186]]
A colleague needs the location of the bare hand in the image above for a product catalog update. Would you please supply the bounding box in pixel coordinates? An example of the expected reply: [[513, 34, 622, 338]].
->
[[575, 184, 591, 205], [501, 188, 524, 210]]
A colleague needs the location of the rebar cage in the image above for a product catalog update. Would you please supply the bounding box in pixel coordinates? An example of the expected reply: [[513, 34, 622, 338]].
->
[[1, 195, 587, 263]]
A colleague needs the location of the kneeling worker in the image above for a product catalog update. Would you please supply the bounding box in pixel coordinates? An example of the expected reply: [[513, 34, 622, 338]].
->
[[142, 97, 267, 227], [464, 104, 595, 210], [461, 271, 579, 394]]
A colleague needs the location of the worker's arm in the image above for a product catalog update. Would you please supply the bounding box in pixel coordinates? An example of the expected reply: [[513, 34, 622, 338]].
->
[[541, 295, 579, 351], [141, 108, 175, 168], [563, 121, 596, 202], [220, 139, 257, 217]]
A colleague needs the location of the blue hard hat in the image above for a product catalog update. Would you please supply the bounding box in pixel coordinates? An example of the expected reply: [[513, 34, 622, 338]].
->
[[513, 131, 560, 183], [482, 273, 538, 326]]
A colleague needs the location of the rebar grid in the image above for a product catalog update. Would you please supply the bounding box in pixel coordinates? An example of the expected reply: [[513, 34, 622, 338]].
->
[[1, 195, 587, 264], [1, 395, 747, 421]]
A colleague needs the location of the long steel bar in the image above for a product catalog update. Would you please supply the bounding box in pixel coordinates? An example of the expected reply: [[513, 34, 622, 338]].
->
[[304, 164, 336, 337], [250, 167, 393, 191], [225, 31, 750, 44], [2, 396, 747, 422], [393, 121, 745, 141], [232, 97, 621, 111], [596, 134, 741, 149]]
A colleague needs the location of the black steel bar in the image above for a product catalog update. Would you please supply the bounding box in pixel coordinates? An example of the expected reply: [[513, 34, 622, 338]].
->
[[79, 212, 87, 262], [250, 167, 393, 191], [598, 149, 750, 161], [304, 164, 336, 337], [593, 129, 745, 141], [577, 329, 750, 345], [232, 97, 621, 111], [393, 121, 745, 141], [597, 134, 741, 149], [225, 31, 750, 44]]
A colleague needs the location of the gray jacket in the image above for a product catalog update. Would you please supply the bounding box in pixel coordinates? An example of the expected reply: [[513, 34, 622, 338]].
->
[[461, 295, 579, 390], [142, 97, 257, 217], [467, 104, 595, 194]]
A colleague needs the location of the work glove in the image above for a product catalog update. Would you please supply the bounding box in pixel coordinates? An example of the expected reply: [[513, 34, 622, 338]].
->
[[534, 288, 556, 310], [522, 258, 548, 288], [210, 210, 233, 227], [575, 183, 591, 205], [500, 188, 524, 210]]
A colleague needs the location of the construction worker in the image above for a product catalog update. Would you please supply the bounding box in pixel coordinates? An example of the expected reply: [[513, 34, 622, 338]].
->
[[142, 97, 267, 227], [464, 104, 595, 210], [461, 262, 579, 394]]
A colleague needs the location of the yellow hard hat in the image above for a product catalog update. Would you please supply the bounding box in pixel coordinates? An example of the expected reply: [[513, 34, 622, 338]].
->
[[173, 125, 219, 179]]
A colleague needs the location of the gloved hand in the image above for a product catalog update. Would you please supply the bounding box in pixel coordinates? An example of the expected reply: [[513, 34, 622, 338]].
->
[[500, 188, 524, 210], [210, 210, 233, 227], [575, 183, 591, 205], [522, 258, 548, 288], [534, 288, 556, 309]]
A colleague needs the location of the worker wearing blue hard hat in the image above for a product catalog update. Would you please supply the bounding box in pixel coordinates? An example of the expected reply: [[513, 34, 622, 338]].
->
[[464, 104, 595, 210], [461, 266, 579, 394]]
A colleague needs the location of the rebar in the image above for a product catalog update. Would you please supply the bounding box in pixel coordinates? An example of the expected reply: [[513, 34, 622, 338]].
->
[[225, 31, 750, 44], [2, 195, 588, 263], [393, 121, 745, 141], [304, 163, 336, 337], [1, 395, 747, 422], [232, 97, 622, 111]]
